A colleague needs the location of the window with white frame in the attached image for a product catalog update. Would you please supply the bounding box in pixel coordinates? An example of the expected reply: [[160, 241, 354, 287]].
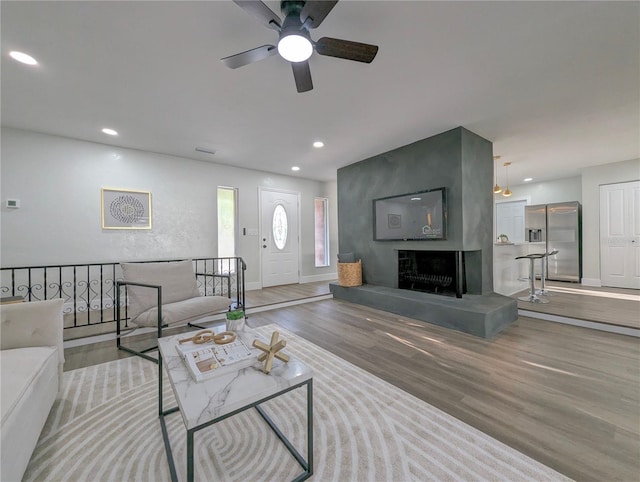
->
[[314, 197, 329, 267], [217, 187, 238, 262]]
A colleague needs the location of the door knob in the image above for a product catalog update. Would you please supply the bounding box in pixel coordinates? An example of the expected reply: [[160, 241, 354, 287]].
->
[[263, 245, 267, 248]]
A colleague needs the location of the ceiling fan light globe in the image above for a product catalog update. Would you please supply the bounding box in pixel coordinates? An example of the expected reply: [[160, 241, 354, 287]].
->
[[278, 33, 313, 62]]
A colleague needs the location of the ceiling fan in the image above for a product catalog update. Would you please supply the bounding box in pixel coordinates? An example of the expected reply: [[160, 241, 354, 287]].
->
[[221, 0, 379, 93]]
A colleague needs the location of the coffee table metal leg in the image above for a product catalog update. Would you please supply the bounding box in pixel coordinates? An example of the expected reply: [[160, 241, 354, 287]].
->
[[161, 376, 312, 482], [306, 378, 314, 478], [159, 352, 181, 482], [254, 378, 313, 481], [187, 430, 195, 482]]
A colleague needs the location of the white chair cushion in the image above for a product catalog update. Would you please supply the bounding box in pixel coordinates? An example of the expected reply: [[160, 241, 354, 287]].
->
[[131, 295, 231, 327], [121, 260, 201, 320]]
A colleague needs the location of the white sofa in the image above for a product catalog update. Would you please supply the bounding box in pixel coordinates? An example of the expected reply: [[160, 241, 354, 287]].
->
[[1, 298, 64, 482]]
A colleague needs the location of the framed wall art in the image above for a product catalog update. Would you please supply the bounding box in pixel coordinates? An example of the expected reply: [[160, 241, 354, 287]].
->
[[101, 188, 152, 229]]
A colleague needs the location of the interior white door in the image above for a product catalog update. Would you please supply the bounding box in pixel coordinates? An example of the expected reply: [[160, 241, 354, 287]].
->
[[600, 181, 640, 289], [260, 189, 300, 287]]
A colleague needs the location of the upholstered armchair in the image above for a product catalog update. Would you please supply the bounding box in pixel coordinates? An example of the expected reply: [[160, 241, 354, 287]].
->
[[116, 259, 231, 362]]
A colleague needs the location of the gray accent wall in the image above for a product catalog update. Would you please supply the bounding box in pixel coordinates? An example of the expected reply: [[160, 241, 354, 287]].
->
[[337, 127, 494, 294]]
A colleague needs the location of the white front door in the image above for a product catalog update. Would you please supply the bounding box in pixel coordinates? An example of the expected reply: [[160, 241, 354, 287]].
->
[[600, 181, 640, 289], [260, 188, 300, 287]]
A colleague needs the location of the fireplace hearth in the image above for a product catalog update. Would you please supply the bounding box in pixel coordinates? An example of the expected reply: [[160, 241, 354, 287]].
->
[[398, 250, 466, 298]]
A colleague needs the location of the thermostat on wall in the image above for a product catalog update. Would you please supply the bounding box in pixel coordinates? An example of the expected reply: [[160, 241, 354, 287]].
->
[[6, 199, 20, 209]]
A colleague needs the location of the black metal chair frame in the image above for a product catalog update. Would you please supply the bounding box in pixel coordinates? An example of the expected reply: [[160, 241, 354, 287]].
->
[[116, 272, 235, 364]]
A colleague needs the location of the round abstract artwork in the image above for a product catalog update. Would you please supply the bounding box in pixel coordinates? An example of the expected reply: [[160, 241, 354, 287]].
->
[[109, 194, 146, 224]]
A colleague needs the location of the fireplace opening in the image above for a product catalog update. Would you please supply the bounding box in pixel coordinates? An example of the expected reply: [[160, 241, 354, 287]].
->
[[398, 250, 466, 298]]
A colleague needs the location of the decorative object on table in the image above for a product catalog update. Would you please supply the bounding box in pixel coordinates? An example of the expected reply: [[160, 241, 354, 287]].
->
[[178, 329, 237, 345], [225, 309, 246, 332], [101, 187, 151, 229], [175, 332, 252, 382], [498, 234, 510, 243], [252, 331, 290, 374]]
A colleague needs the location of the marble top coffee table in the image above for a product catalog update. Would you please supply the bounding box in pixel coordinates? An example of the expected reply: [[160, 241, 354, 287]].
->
[[157, 326, 313, 482]]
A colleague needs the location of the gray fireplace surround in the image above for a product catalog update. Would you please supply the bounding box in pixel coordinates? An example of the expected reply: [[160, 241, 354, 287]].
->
[[330, 282, 517, 338], [331, 126, 517, 338]]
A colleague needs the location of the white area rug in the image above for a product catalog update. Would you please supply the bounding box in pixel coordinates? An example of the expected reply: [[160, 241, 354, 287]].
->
[[25, 325, 571, 481]]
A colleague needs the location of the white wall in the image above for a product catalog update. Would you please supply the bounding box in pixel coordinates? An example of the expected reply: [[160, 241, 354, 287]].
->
[[493, 177, 581, 242], [508, 176, 582, 205], [493, 161, 640, 286], [0, 128, 338, 286], [581, 158, 640, 284]]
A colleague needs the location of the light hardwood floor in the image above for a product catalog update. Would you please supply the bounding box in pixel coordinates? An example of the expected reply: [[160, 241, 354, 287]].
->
[[64, 281, 640, 481], [244, 280, 333, 308], [514, 280, 640, 329]]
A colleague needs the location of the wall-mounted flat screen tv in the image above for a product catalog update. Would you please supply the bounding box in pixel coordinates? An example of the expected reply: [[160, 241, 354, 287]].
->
[[373, 187, 447, 241]]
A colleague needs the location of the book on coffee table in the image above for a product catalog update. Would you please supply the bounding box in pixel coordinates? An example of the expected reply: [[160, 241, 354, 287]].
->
[[176, 339, 254, 382]]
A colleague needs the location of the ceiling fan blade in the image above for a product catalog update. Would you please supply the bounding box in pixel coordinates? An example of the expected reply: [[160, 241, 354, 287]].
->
[[232, 0, 282, 30], [221, 45, 277, 69], [315, 37, 378, 63], [291, 61, 313, 93], [300, 0, 339, 29]]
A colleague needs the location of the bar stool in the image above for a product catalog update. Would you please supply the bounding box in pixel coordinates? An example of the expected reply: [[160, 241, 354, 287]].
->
[[536, 249, 559, 297], [515, 253, 549, 303]]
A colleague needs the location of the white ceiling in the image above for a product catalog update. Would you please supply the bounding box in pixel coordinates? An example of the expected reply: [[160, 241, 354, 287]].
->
[[1, 1, 638, 184]]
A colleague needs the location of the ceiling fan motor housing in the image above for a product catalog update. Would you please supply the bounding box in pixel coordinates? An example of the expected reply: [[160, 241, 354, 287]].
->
[[279, 0, 310, 38], [281, 1, 306, 18], [279, 12, 309, 38]]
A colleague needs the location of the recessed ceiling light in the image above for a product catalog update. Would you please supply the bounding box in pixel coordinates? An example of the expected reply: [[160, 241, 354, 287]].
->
[[411, 197, 422, 201], [9, 51, 38, 66], [291, 166, 300, 171], [313, 141, 324, 148], [101, 128, 118, 136], [524, 178, 533, 182]]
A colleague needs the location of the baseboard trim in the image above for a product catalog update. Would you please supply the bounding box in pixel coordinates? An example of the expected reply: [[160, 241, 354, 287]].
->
[[518, 309, 639, 337], [581, 278, 602, 287], [300, 273, 338, 283], [246, 276, 338, 291], [245, 281, 262, 291], [245, 294, 333, 314]]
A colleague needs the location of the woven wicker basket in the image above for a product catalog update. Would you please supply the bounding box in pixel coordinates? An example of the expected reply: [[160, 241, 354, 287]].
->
[[337, 259, 362, 287]]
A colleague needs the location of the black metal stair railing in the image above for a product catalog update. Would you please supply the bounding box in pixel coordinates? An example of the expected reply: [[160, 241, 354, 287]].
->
[[0, 257, 246, 331]]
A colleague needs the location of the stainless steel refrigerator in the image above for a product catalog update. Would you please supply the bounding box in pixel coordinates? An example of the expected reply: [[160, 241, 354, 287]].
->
[[524, 202, 582, 282]]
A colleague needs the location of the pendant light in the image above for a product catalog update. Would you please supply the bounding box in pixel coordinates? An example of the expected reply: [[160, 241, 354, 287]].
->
[[493, 156, 502, 194], [502, 162, 513, 197]]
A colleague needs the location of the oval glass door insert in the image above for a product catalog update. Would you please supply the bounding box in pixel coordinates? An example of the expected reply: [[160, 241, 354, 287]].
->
[[272, 204, 288, 250]]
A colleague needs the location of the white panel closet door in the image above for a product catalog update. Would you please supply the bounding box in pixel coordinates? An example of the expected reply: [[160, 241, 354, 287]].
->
[[600, 181, 640, 288]]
